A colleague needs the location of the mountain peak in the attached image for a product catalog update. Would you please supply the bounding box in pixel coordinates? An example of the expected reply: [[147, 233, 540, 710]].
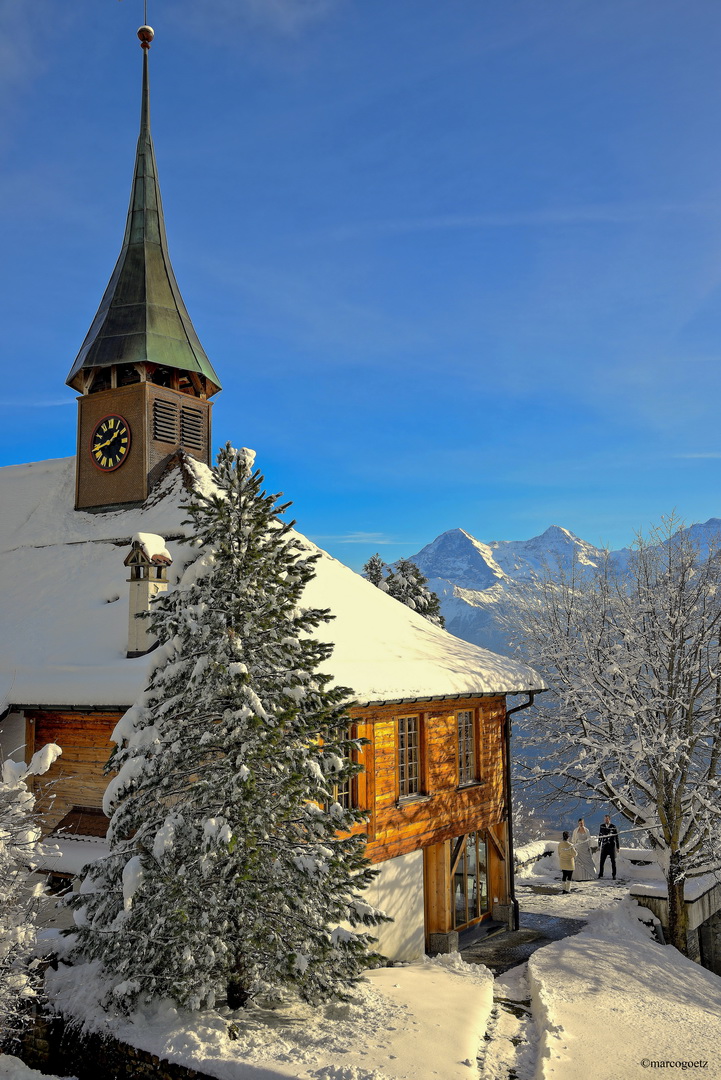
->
[[404, 517, 721, 658], [411, 528, 507, 591], [540, 524, 574, 539]]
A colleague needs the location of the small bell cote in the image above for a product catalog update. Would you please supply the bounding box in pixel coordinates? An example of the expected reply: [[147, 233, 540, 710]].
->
[[124, 532, 173, 658]]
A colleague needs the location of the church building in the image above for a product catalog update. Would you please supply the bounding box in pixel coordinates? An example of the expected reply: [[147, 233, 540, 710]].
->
[[0, 25, 543, 960]]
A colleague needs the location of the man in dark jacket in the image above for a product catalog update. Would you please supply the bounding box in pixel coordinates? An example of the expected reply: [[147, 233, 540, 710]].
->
[[598, 815, 620, 879]]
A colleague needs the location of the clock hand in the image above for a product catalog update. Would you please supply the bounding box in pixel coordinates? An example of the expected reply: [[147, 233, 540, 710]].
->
[[94, 436, 116, 451], [94, 429, 124, 452]]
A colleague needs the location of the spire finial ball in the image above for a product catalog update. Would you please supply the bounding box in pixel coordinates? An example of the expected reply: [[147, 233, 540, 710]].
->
[[138, 25, 154, 50]]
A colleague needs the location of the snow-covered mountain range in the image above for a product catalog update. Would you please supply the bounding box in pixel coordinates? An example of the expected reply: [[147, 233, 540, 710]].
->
[[410, 520, 721, 655]]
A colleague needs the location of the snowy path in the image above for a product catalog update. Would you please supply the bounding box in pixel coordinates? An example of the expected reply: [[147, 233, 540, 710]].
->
[[516, 873, 629, 920], [477, 964, 539, 1080], [480, 862, 721, 1080], [473, 873, 634, 1078]]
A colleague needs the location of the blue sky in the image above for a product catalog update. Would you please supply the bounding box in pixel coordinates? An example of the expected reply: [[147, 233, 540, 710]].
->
[[2, 1, 721, 569]]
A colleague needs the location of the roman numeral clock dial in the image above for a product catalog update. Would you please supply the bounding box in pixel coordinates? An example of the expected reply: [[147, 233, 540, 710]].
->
[[89, 415, 131, 471]]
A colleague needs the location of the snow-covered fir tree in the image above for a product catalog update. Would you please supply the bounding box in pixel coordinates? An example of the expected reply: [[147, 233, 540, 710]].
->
[[71, 445, 386, 1012], [385, 559, 445, 628], [506, 515, 721, 954], [361, 553, 388, 590], [0, 743, 61, 1033]]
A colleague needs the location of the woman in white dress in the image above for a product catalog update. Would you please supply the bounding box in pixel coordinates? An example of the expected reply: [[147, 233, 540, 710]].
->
[[571, 818, 596, 880]]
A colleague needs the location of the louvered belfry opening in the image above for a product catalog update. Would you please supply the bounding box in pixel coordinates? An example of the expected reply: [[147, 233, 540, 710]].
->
[[180, 404, 204, 452], [153, 398, 178, 443], [152, 398, 205, 454]]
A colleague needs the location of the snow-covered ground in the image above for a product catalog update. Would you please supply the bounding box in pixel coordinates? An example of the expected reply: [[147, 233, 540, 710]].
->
[[41, 942, 492, 1080], [11, 843, 721, 1080], [0, 1058, 74, 1080], [529, 901, 721, 1080], [503, 842, 721, 1079]]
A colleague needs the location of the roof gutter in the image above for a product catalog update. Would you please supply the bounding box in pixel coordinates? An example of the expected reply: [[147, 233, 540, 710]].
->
[[352, 688, 543, 708], [504, 691, 538, 931]]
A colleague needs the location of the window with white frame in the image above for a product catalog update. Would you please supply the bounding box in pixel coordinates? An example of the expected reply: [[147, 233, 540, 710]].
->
[[457, 709, 476, 785], [334, 775, 352, 809]]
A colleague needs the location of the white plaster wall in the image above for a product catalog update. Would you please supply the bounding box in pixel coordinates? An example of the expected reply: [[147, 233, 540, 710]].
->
[[128, 579, 166, 655], [366, 849, 426, 962], [0, 711, 27, 764]]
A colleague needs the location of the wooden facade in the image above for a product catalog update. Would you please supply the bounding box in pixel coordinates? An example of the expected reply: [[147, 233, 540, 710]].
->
[[25, 692, 512, 948], [347, 695, 510, 939], [347, 695, 507, 862], [26, 710, 120, 831]]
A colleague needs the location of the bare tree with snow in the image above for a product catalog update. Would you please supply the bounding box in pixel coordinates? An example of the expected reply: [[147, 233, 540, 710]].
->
[[506, 515, 721, 954], [511, 791, 553, 847]]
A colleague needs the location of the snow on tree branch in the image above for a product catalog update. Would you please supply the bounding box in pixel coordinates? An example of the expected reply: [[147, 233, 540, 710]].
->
[[71, 444, 387, 1012], [0, 742, 62, 1032], [362, 554, 445, 628], [504, 514, 721, 954]]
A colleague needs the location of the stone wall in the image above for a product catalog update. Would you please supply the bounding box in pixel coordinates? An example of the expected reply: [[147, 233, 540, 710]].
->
[[631, 891, 721, 970], [631, 878, 721, 972], [699, 910, 721, 977], [8, 1004, 213, 1080], [630, 880, 721, 934], [686, 927, 701, 964]]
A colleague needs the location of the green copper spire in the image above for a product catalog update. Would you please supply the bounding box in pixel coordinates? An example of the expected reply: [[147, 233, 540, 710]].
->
[[66, 30, 221, 395]]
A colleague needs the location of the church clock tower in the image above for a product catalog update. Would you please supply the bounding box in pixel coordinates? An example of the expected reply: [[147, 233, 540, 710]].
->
[[67, 26, 221, 512]]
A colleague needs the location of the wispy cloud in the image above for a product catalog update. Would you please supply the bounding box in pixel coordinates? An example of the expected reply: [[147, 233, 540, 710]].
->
[[0, 3, 67, 99], [309, 531, 409, 545], [674, 452, 721, 459], [0, 400, 74, 409], [325, 202, 720, 242], [0, 12, 37, 95], [200, 255, 429, 358]]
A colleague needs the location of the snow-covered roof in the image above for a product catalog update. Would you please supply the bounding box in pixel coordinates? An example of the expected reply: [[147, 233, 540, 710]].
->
[[130, 533, 173, 565], [37, 836, 110, 877], [0, 457, 543, 711]]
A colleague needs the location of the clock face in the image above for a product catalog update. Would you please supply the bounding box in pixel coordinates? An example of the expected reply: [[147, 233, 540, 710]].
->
[[90, 414, 131, 471]]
